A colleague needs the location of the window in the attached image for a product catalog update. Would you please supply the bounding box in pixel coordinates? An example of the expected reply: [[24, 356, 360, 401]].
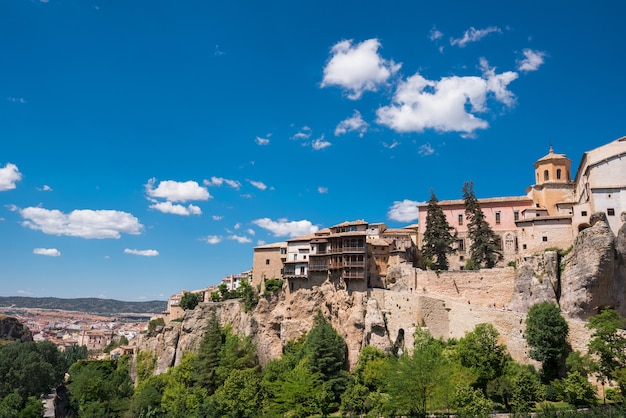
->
[[495, 211, 501, 224], [608, 208, 615, 216], [265, 259, 270, 265], [280, 248, 287, 254], [581, 211, 588, 216], [458, 214, 463, 225], [542, 236, 548, 242], [556, 169, 562, 180], [459, 255, 464, 261], [457, 239, 465, 252], [544, 170, 549, 181], [523, 244, 527, 250], [514, 210, 519, 221], [294, 254, 297, 260]]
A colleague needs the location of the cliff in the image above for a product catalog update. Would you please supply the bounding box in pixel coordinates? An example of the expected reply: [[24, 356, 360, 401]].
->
[[134, 211, 626, 375]]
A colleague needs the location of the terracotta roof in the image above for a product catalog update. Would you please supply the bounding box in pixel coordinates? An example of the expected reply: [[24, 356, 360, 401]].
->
[[253, 241, 287, 250]]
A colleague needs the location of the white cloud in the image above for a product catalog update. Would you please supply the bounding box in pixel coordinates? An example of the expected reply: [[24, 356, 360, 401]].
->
[[17, 290, 32, 295], [39, 185, 53, 192], [206, 235, 223, 244], [252, 218, 319, 238], [248, 180, 267, 190], [17, 207, 143, 239], [312, 135, 331, 150], [450, 26, 501, 47], [376, 59, 518, 135], [247, 228, 255, 235], [429, 27, 443, 41], [418, 143, 435, 156], [291, 132, 311, 140], [255, 135, 270, 145], [383, 140, 400, 149], [149, 201, 202, 216], [318, 186, 328, 194], [257, 239, 266, 246], [321, 38, 401, 100], [124, 248, 159, 257], [335, 110, 368, 137], [0, 163, 22, 191], [387, 199, 420, 222], [517, 49, 546, 72], [212, 215, 223, 221], [33, 248, 61, 257], [233, 223, 241, 230], [145, 178, 210, 202], [204, 177, 241, 190], [228, 235, 252, 244]]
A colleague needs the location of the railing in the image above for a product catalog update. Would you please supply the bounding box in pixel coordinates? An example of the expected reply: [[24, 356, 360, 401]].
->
[[308, 262, 328, 271], [343, 271, 365, 279], [329, 246, 366, 254]]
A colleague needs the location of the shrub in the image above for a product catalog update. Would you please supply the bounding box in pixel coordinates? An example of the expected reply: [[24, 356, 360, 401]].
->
[[148, 317, 165, 333], [264, 279, 284, 292]]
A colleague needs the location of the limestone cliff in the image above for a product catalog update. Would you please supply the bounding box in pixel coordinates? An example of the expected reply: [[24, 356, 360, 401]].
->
[[134, 212, 626, 376]]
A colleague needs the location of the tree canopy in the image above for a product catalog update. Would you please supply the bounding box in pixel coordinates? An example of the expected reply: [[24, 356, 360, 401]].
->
[[421, 190, 456, 270], [463, 181, 501, 269]]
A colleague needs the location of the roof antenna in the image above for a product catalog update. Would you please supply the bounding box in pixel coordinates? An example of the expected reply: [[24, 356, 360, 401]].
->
[[549, 139, 554, 154]]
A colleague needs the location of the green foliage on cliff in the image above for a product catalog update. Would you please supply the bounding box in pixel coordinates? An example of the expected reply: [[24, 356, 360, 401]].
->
[[422, 190, 457, 270], [463, 181, 501, 269]]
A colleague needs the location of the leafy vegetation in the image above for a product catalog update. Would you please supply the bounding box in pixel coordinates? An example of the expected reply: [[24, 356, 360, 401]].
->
[[264, 278, 284, 293], [179, 291, 201, 311], [421, 190, 457, 271], [463, 180, 502, 269]]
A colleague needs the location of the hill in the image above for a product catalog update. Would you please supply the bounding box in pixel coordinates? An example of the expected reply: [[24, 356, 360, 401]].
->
[[0, 296, 167, 315]]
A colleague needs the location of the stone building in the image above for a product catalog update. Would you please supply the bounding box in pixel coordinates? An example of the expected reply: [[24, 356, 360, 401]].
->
[[251, 241, 287, 290]]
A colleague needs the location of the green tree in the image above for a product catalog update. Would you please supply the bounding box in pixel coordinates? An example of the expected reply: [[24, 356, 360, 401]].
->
[[305, 311, 349, 404], [421, 190, 456, 270], [586, 308, 626, 386], [213, 368, 262, 418], [524, 301, 570, 382], [385, 328, 451, 416], [215, 327, 258, 387], [450, 383, 492, 417], [268, 362, 330, 418], [179, 291, 201, 311], [462, 181, 501, 269], [553, 371, 597, 406], [510, 364, 543, 412], [456, 323, 510, 392], [193, 310, 223, 395]]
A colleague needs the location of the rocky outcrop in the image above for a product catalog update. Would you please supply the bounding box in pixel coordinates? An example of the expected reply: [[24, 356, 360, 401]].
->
[[508, 251, 559, 312], [134, 212, 626, 377], [0, 315, 33, 342], [560, 214, 620, 320]]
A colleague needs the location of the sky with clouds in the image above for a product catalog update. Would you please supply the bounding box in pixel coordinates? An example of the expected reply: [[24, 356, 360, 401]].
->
[[2, 1, 625, 300]]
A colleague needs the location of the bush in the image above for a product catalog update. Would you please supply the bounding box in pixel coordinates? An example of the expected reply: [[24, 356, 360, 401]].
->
[[148, 317, 165, 333], [264, 279, 284, 293]]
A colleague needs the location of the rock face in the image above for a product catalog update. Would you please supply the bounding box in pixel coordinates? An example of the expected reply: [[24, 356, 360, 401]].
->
[[134, 212, 626, 376], [0, 315, 33, 342], [560, 215, 622, 320]]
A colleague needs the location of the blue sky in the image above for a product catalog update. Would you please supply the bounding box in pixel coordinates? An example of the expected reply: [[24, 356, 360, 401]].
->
[[2, 1, 625, 301]]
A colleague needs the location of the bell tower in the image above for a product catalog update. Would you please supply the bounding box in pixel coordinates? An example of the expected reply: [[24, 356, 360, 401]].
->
[[527, 145, 575, 216]]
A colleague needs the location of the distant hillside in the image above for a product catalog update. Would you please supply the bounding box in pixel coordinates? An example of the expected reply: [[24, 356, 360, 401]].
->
[[0, 296, 167, 315]]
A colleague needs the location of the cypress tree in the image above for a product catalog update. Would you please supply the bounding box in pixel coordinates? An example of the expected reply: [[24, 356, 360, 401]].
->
[[462, 181, 501, 269], [421, 190, 456, 270], [193, 310, 223, 395]]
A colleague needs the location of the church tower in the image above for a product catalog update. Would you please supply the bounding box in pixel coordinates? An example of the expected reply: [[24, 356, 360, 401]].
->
[[527, 145, 575, 216]]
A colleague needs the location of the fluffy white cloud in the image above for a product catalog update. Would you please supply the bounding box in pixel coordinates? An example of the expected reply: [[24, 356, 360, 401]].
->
[[248, 180, 267, 190], [247, 228, 255, 235], [321, 38, 401, 100], [291, 131, 311, 140], [204, 177, 242, 190], [124, 248, 159, 256], [17, 207, 143, 239], [318, 186, 328, 194], [450, 26, 501, 47], [312, 135, 332, 150], [517, 49, 546, 72], [0, 163, 22, 191], [376, 59, 518, 135], [206, 235, 223, 244], [418, 143, 435, 156], [335, 110, 368, 137], [39, 185, 53, 192], [212, 215, 223, 220], [387, 199, 420, 222], [252, 218, 318, 238], [149, 201, 202, 216], [255, 136, 270, 145], [383, 140, 400, 149], [228, 235, 252, 244], [33, 248, 61, 257], [145, 178, 210, 202]]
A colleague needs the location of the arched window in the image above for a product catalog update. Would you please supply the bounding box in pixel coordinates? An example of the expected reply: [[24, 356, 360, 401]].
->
[[556, 169, 562, 180], [544, 170, 549, 181]]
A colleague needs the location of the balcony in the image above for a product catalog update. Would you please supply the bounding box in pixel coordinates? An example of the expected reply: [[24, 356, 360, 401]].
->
[[343, 270, 365, 280], [329, 245, 366, 254], [308, 262, 328, 271]]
